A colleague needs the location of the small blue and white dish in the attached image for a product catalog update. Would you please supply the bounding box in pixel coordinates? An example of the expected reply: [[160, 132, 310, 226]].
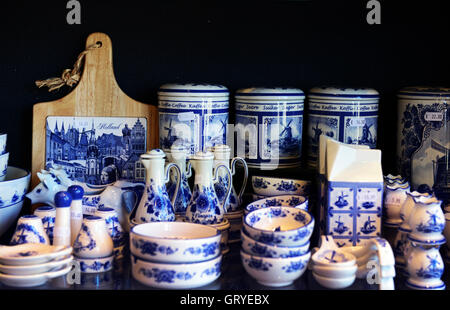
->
[[252, 176, 311, 197], [245, 195, 308, 216]]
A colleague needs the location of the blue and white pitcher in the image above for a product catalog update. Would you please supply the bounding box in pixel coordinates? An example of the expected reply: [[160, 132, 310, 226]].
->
[[185, 151, 232, 225], [166, 145, 192, 215], [134, 149, 181, 223]]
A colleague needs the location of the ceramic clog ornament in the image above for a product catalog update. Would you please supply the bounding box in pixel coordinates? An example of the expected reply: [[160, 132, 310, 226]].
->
[[134, 149, 182, 223]]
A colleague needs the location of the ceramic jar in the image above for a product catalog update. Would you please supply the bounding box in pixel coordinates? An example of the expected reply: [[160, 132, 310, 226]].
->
[[235, 87, 305, 169], [166, 145, 193, 216], [383, 181, 410, 228], [306, 87, 379, 168], [134, 149, 181, 224], [158, 83, 229, 155], [10, 215, 50, 245], [73, 215, 113, 259], [397, 87, 450, 203], [406, 244, 445, 290], [185, 151, 232, 225], [33, 206, 56, 245], [408, 196, 446, 245]]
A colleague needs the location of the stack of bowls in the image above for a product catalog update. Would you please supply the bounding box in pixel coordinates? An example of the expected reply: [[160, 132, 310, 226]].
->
[[0, 243, 72, 287], [240, 206, 313, 287], [251, 175, 311, 202], [130, 222, 222, 289], [245, 195, 308, 216]]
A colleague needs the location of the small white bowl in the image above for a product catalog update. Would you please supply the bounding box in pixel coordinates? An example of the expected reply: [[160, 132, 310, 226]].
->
[[241, 250, 310, 287], [245, 195, 308, 216], [75, 255, 114, 273], [244, 207, 314, 247], [0, 264, 72, 288], [0, 167, 31, 208], [252, 176, 311, 197], [130, 222, 221, 263], [312, 262, 357, 279], [312, 271, 356, 289], [0, 244, 72, 266], [131, 253, 222, 289], [241, 228, 309, 258], [0, 255, 73, 276]]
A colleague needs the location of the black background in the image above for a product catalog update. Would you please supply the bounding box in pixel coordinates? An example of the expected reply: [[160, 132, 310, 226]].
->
[[1, 0, 450, 174]]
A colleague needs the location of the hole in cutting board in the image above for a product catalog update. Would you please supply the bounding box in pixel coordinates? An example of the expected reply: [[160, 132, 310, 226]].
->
[[96, 41, 103, 47]]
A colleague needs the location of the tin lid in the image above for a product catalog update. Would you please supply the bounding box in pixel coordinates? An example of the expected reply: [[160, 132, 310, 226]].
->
[[158, 83, 229, 98], [235, 87, 305, 101], [308, 86, 379, 100], [398, 86, 450, 99], [141, 149, 166, 160]]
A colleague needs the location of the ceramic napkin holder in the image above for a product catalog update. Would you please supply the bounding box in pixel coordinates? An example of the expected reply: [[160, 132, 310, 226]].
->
[[321, 137, 383, 247]]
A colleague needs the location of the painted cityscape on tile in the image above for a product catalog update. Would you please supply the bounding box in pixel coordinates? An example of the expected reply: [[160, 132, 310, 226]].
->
[[45, 116, 147, 185]]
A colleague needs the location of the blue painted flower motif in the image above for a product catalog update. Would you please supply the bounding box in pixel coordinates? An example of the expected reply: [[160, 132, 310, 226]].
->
[[138, 268, 195, 283], [183, 242, 219, 257], [253, 177, 269, 189], [73, 223, 97, 254], [269, 208, 286, 218], [294, 212, 306, 223], [275, 181, 297, 192], [245, 258, 272, 271], [282, 261, 304, 273], [132, 239, 178, 256]]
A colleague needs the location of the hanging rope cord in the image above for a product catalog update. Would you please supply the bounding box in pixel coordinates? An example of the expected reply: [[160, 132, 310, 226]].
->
[[35, 42, 101, 92]]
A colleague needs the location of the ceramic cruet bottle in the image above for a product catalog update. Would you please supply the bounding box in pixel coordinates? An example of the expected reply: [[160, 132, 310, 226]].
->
[[210, 144, 248, 213], [134, 149, 182, 223], [185, 151, 233, 225], [166, 144, 192, 215]]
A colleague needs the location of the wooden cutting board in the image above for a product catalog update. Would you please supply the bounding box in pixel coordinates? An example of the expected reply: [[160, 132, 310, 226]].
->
[[31, 32, 158, 187]]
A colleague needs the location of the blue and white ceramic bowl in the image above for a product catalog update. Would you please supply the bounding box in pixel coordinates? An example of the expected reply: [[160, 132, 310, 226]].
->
[[131, 253, 222, 289], [0, 200, 25, 238], [0, 152, 9, 181], [243, 207, 314, 247], [245, 195, 308, 216], [0, 167, 30, 209], [130, 222, 221, 263], [241, 250, 310, 287], [75, 254, 114, 273], [252, 176, 311, 197], [241, 228, 310, 258], [0, 133, 6, 155]]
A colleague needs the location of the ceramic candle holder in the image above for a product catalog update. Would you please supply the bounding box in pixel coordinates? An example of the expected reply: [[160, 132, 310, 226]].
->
[[408, 196, 446, 245], [73, 215, 113, 259], [0, 133, 6, 155], [383, 181, 410, 228], [10, 215, 50, 246], [95, 207, 126, 260], [0, 152, 9, 181], [406, 244, 445, 290], [33, 206, 56, 245]]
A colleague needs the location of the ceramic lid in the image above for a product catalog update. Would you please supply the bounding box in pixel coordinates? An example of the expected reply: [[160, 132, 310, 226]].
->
[[398, 86, 450, 99], [68, 185, 84, 200], [235, 87, 305, 101], [140, 149, 166, 159], [308, 86, 379, 100], [189, 151, 214, 160], [209, 144, 231, 160], [54, 191, 72, 208], [158, 83, 229, 97]]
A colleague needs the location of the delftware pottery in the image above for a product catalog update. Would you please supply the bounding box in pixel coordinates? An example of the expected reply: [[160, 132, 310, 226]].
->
[[444, 213, 450, 260], [0, 200, 25, 238], [306, 86, 379, 168], [53, 191, 72, 247], [158, 83, 229, 155], [0, 166, 30, 209], [0, 152, 9, 181], [406, 244, 445, 290], [399, 191, 432, 232], [0, 244, 72, 266], [311, 236, 356, 267], [10, 215, 50, 246], [244, 195, 308, 216], [0, 255, 73, 276], [312, 272, 356, 289], [166, 145, 192, 214], [252, 194, 269, 201], [134, 149, 181, 223], [210, 145, 248, 213], [224, 209, 244, 243], [75, 254, 114, 273], [252, 176, 311, 197], [312, 263, 357, 279], [0, 133, 6, 155], [408, 196, 446, 245], [383, 182, 410, 227], [0, 264, 72, 288], [241, 228, 310, 258], [384, 174, 406, 185], [33, 206, 56, 245], [95, 207, 126, 259], [185, 151, 232, 225], [130, 222, 221, 263], [235, 87, 305, 169], [243, 207, 314, 247], [240, 250, 310, 287], [73, 215, 113, 259], [397, 87, 450, 202], [208, 219, 231, 254], [131, 253, 222, 289], [68, 185, 84, 245]]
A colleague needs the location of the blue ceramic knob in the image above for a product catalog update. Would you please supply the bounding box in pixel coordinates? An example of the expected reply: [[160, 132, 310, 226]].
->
[[68, 185, 84, 200], [54, 191, 72, 208]]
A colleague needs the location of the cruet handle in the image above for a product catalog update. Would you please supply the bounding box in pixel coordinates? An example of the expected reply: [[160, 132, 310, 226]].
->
[[213, 163, 233, 213], [230, 157, 248, 205], [185, 161, 192, 178], [165, 163, 182, 208]]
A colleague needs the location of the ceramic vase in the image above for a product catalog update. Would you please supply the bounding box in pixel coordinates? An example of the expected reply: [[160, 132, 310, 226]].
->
[[185, 151, 232, 225], [306, 87, 379, 168], [158, 83, 229, 155], [33, 206, 56, 245], [383, 181, 410, 228], [397, 86, 450, 203], [406, 244, 445, 290], [408, 196, 446, 245], [166, 145, 192, 215], [134, 149, 182, 223], [235, 87, 305, 169], [73, 215, 113, 259], [10, 215, 50, 245]]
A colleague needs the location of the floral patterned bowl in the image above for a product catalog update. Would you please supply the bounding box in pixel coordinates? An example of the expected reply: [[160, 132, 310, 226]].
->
[[130, 222, 221, 263], [244, 195, 308, 216], [131, 253, 222, 289], [243, 207, 314, 247], [241, 250, 310, 287], [252, 176, 310, 197]]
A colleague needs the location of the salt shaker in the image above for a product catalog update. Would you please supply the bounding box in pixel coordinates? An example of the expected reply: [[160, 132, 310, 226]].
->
[[53, 191, 72, 246], [68, 185, 84, 245]]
